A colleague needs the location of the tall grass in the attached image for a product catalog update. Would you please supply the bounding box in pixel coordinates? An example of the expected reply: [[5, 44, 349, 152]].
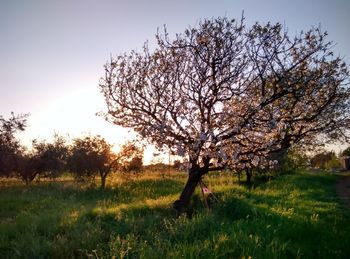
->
[[0, 171, 349, 258]]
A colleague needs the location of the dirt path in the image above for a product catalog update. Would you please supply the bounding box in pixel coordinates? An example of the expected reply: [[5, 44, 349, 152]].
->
[[336, 175, 350, 208]]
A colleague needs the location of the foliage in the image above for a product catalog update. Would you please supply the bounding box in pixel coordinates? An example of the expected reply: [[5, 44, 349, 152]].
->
[[0, 172, 349, 258], [310, 151, 338, 170], [279, 147, 309, 173], [125, 156, 143, 172], [144, 162, 169, 173], [67, 135, 116, 188], [100, 16, 350, 210], [15, 154, 41, 184], [0, 113, 28, 177], [31, 134, 69, 178], [8, 134, 70, 184], [117, 141, 144, 173], [325, 157, 342, 170]]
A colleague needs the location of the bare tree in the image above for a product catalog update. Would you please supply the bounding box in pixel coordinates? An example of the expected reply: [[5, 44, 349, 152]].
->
[[99, 17, 350, 213]]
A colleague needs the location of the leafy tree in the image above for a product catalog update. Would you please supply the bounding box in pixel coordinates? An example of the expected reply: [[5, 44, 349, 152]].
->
[[31, 134, 69, 179], [280, 147, 309, 173], [310, 151, 342, 171], [15, 153, 41, 185], [257, 146, 309, 176], [0, 113, 28, 177], [11, 134, 69, 184], [68, 135, 117, 188], [310, 151, 336, 169], [125, 156, 143, 173], [117, 141, 144, 173], [99, 17, 350, 212], [325, 157, 342, 170]]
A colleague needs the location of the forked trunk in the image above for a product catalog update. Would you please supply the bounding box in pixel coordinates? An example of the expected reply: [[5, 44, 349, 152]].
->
[[22, 170, 38, 185], [173, 167, 206, 214]]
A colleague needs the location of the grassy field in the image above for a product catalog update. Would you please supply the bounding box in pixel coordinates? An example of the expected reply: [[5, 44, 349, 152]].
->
[[0, 171, 349, 258]]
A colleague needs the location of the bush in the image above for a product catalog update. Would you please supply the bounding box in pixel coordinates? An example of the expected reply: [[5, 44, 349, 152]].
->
[[311, 151, 337, 170], [325, 157, 342, 170], [280, 148, 309, 173]]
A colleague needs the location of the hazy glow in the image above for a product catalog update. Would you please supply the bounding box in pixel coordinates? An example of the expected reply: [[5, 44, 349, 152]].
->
[[18, 86, 169, 164], [21, 88, 110, 141]]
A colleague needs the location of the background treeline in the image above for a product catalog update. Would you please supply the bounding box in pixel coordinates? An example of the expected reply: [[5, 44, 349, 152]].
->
[[0, 113, 147, 188], [1, 113, 349, 188]]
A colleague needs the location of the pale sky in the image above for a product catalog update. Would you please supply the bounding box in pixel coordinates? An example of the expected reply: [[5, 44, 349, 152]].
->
[[1, 0, 349, 160]]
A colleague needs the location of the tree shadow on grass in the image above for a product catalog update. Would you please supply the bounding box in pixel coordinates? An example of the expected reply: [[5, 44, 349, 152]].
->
[[74, 178, 184, 203], [3, 174, 349, 258], [73, 174, 350, 258], [83, 194, 336, 258]]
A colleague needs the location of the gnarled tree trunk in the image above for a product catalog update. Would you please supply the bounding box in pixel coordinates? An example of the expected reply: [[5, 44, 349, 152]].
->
[[173, 166, 208, 214]]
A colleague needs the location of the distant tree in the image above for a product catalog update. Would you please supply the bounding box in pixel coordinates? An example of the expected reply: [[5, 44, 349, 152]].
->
[[31, 134, 69, 179], [11, 134, 69, 184], [68, 135, 117, 188], [325, 156, 342, 170], [310, 151, 336, 169], [126, 156, 143, 173], [117, 141, 144, 173], [280, 147, 309, 173], [255, 146, 309, 175], [100, 17, 350, 212], [15, 153, 41, 185], [0, 113, 28, 178], [173, 160, 183, 171]]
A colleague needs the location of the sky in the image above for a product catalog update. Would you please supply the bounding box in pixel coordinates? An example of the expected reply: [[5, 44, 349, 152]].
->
[[1, 0, 350, 161]]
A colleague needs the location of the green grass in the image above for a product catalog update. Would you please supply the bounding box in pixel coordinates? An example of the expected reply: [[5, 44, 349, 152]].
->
[[0, 171, 349, 258]]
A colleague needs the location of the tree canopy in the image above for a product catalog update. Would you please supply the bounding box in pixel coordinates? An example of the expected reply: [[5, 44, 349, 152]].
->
[[100, 17, 350, 212], [68, 135, 116, 188], [117, 141, 144, 173], [31, 134, 69, 178], [67, 135, 144, 188], [0, 113, 28, 177]]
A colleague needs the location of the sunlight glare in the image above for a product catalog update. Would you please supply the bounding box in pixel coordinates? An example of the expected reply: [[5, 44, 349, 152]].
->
[[18, 87, 164, 164]]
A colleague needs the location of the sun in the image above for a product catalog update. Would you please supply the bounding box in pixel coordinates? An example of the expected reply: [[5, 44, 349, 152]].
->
[[17, 87, 164, 164]]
